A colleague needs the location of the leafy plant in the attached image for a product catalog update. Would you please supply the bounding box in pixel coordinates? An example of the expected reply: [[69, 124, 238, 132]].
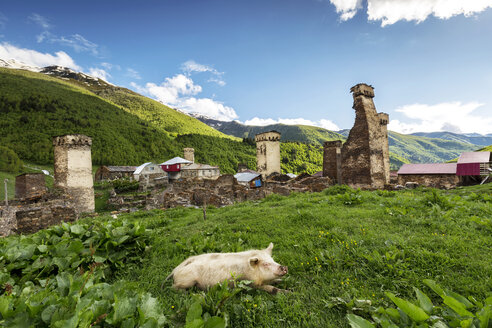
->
[[345, 280, 492, 328]]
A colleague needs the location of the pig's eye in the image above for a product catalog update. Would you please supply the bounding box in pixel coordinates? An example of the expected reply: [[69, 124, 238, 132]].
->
[[263, 263, 270, 267]]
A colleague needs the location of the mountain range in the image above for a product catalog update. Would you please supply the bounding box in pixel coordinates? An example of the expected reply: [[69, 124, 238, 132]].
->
[[0, 59, 488, 175]]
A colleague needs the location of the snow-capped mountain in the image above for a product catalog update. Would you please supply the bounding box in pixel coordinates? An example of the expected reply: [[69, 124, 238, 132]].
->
[[0, 58, 112, 87], [0, 58, 41, 72]]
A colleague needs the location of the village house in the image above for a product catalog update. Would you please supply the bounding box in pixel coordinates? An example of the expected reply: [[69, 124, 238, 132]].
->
[[133, 162, 167, 182], [160, 157, 193, 180], [234, 170, 262, 188], [457, 151, 492, 184], [180, 163, 220, 179], [397, 163, 459, 189], [95, 166, 137, 182]]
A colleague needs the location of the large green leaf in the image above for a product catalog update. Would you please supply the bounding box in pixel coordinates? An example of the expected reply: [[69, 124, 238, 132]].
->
[[443, 296, 474, 317], [186, 302, 203, 323], [414, 287, 434, 314], [386, 292, 430, 323], [346, 314, 375, 328], [204, 316, 226, 328], [423, 279, 446, 298]]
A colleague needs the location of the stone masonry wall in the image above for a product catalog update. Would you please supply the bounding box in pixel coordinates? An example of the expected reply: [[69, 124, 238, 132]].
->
[[255, 131, 281, 178], [397, 174, 459, 190], [15, 173, 47, 199], [341, 84, 389, 189], [323, 140, 342, 183], [53, 134, 95, 213]]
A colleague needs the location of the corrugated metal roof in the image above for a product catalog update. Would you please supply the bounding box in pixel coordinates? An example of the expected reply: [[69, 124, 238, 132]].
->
[[457, 152, 491, 164], [234, 172, 261, 182], [105, 166, 137, 172], [397, 163, 457, 175], [181, 163, 219, 170], [159, 157, 193, 165], [134, 162, 152, 175]]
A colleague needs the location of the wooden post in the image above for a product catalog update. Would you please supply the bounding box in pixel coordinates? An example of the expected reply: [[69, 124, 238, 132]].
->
[[4, 179, 8, 206], [203, 198, 207, 221]]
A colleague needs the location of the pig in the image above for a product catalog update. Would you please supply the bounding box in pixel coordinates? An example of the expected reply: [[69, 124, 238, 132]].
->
[[165, 243, 288, 294]]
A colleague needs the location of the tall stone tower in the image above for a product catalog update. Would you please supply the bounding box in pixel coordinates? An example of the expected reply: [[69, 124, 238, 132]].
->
[[53, 134, 95, 213], [183, 148, 195, 163], [255, 131, 281, 178], [323, 140, 342, 183], [340, 84, 390, 189]]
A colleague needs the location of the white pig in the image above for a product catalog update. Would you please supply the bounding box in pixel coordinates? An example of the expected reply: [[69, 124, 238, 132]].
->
[[165, 243, 288, 294]]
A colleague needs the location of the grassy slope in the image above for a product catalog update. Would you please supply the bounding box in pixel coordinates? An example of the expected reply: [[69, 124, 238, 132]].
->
[[389, 131, 477, 163], [114, 184, 492, 327], [0, 68, 181, 165], [93, 88, 237, 139]]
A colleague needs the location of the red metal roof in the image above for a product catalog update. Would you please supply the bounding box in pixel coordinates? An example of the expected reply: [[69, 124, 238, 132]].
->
[[457, 152, 491, 164], [397, 163, 457, 175]]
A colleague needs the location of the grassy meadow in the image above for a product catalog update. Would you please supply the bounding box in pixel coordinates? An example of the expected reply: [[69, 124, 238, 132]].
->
[[2, 184, 490, 327]]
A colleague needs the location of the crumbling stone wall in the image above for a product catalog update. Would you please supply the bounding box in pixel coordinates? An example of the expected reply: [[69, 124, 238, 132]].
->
[[15, 173, 47, 199], [397, 174, 459, 190], [0, 197, 77, 237], [255, 131, 281, 178], [53, 134, 95, 213], [106, 174, 333, 211], [340, 84, 390, 189]]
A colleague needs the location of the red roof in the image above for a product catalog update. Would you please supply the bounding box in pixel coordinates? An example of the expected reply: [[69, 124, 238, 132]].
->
[[457, 152, 491, 164], [397, 163, 457, 175]]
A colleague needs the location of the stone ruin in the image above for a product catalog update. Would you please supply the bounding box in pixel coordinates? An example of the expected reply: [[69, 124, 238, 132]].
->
[[323, 83, 390, 189], [1, 134, 95, 237], [183, 148, 195, 163], [53, 134, 95, 213], [107, 173, 333, 212], [255, 131, 281, 178]]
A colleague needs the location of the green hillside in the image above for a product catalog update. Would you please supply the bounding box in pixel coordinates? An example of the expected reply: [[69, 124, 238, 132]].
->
[[0, 68, 183, 165], [93, 87, 236, 139], [389, 131, 478, 163], [411, 131, 492, 146], [196, 117, 344, 145]]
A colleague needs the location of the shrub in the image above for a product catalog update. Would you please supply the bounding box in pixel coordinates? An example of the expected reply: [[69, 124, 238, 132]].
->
[[0, 146, 22, 173]]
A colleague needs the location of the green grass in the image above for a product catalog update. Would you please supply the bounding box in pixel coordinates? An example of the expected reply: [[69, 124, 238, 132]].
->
[[109, 184, 492, 327]]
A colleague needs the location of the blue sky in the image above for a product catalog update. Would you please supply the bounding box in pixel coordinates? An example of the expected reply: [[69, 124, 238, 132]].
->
[[1, 0, 492, 134]]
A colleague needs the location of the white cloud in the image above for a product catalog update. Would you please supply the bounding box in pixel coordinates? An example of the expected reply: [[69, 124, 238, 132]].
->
[[126, 68, 141, 79], [28, 13, 51, 30], [0, 42, 80, 70], [329, 0, 363, 21], [131, 73, 237, 120], [329, 0, 492, 26], [181, 59, 226, 86], [388, 101, 492, 134], [49, 34, 99, 56], [88, 67, 111, 81], [244, 117, 340, 131]]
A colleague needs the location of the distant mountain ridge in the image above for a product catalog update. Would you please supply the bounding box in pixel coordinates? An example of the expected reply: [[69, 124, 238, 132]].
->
[[410, 131, 492, 146], [195, 116, 480, 165]]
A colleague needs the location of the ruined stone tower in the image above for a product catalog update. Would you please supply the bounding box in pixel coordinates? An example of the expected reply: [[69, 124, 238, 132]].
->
[[340, 84, 390, 188], [53, 134, 95, 213], [184, 148, 195, 163], [323, 140, 342, 183], [255, 131, 281, 178]]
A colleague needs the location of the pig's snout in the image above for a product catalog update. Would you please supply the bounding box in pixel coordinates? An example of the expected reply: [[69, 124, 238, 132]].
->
[[278, 265, 288, 276]]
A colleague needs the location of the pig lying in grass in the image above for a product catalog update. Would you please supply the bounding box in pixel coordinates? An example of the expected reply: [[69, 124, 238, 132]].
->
[[166, 243, 288, 294]]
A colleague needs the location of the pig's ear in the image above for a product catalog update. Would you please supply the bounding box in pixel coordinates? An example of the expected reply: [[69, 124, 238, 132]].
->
[[266, 242, 274, 255], [249, 257, 259, 266]]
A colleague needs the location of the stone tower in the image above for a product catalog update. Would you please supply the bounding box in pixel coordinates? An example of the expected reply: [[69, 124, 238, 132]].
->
[[53, 134, 95, 213], [184, 148, 195, 163], [340, 84, 390, 189], [323, 140, 342, 183], [255, 131, 281, 178]]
